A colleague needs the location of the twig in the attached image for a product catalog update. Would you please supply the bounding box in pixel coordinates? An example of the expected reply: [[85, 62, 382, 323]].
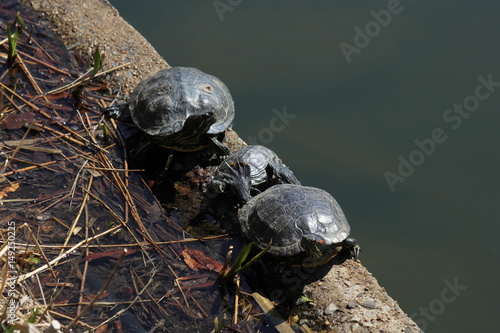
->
[[18, 225, 121, 282], [37, 259, 81, 324], [14, 234, 230, 249], [131, 269, 170, 318], [44, 62, 131, 96], [16, 49, 71, 75], [16, 53, 49, 102], [10, 157, 59, 173], [0, 82, 40, 111], [92, 266, 156, 331], [168, 265, 189, 307], [60, 175, 94, 256], [77, 205, 91, 316], [234, 278, 240, 325], [3, 124, 31, 175], [21, 223, 57, 279]]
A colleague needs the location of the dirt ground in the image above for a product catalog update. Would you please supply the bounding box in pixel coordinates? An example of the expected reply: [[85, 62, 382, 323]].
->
[[29, 0, 423, 332]]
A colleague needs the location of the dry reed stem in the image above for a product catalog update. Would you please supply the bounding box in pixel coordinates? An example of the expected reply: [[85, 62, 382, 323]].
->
[[0, 82, 41, 110], [16, 49, 71, 75], [0, 87, 24, 112], [44, 62, 131, 96], [10, 156, 59, 172], [15, 234, 230, 250], [37, 260, 80, 324], [77, 206, 91, 316], [21, 223, 57, 279], [168, 265, 190, 307], [62, 249, 127, 333], [18, 225, 121, 282], [59, 175, 94, 256], [130, 269, 170, 318], [16, 53, 49, 102]]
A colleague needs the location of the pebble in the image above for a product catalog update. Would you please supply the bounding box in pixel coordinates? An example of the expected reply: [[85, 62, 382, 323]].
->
[[347, 301, 358, 309], [324, 302, 338, 315], [361, 300, 377, 309]]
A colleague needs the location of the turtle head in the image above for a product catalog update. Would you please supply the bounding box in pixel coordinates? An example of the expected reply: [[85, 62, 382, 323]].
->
[[300, 234, 328, 258], [206, 179, 226, 198], [342, 237, 361, 260], [301, 236, 361, 261], [182, 112, 217, 136]]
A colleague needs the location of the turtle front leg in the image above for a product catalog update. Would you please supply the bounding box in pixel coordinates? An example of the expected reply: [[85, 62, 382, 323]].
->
[[102, 103, 130, 121], [209, 136, 231, 157], [269, 162, 301, 185], [224, 161, 253, 202]]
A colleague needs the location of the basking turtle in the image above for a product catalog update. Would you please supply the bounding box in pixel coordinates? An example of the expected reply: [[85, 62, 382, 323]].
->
[[104, 67, 234, 155], [208, 145, 300, 202], [238, 184, 359, 265]]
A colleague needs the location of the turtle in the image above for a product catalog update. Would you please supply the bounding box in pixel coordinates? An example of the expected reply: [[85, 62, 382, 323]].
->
[[104, 67, 234, 155], [238, 184, 359, 265], [208, 145, 300, 202]]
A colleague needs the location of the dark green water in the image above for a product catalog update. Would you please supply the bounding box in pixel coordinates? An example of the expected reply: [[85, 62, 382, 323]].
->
[[110, 1, 499, 331]]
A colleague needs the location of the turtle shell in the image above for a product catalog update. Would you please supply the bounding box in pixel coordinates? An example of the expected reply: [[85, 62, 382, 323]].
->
[[217, 145, 298, 186], [238, 184, 351, 256], [129, 67, 234, 138]]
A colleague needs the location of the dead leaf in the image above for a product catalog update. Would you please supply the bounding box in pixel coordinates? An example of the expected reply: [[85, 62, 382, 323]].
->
[[1, 112, 35, 130], [0, 183, 20, 199], [83, 249, 139, 261], [181, 247, 223, 272]]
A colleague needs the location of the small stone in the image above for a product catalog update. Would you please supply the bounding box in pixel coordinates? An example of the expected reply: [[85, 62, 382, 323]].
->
[[346, 301, 358, 309], [324, 302, 338, 315], [361, 300, 377, 309], [290, 315, 299, 323], [323, 320, 331, 326], [351, 315, 360, 322]]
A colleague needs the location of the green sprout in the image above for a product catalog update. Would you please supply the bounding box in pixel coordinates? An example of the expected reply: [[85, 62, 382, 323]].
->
[[1, 324, 15, 333], [212, 314, 226, 333], [219, 242, 270, 280], [14, 12, 27, 32], [99, 122, 111, 143], [28, 308, 40, 323], [7, 23, 19, 65], [90, 46, 105, 79]]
